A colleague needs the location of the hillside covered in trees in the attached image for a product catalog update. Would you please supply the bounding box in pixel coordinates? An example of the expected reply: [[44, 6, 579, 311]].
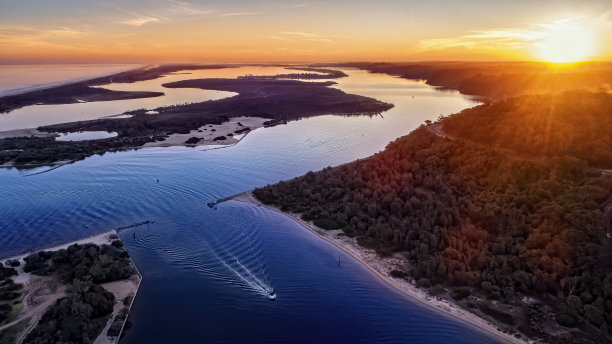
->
[[253, 91, 612, 343]]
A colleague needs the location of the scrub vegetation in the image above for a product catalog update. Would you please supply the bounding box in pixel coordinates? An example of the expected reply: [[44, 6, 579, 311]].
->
[[21, 241, 135, 344]]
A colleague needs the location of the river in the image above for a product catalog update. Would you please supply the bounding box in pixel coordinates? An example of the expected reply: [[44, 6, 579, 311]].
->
[[0, 66, 499, 343]]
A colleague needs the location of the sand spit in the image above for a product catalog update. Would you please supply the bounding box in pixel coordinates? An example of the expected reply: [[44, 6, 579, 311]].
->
[[143, 116, 269, 148]]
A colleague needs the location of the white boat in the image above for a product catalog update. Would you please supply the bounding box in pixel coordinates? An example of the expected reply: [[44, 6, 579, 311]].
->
[[268, 291, 276, 300]]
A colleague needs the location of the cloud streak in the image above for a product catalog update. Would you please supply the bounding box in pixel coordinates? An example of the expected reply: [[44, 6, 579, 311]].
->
[[120, 16, 161, 27], [166, 0, 214, 16], [116, 1, 214, 27], [275, 31, 337, 43], [221, 12, 261, 17], [278, 3, 308, 8], [0, 26, 94, 51], [416, 18, 586, 52]]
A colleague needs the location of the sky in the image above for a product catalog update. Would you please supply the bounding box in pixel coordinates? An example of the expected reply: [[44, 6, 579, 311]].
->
[[1, 0, 611, 64]]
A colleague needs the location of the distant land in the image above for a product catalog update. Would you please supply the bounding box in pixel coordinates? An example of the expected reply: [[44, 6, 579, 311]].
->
[[0, 66, 391, 167], [0, 65, 346, 114], [334, 61, 612, 100], [0, 64, 230, 113]]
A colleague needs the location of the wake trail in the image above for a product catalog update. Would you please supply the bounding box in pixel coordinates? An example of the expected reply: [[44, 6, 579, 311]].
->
[[212, 206, 273, 297]]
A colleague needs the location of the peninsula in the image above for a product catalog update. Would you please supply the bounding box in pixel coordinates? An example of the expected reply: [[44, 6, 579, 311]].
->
[[0, 64, 230, 113]]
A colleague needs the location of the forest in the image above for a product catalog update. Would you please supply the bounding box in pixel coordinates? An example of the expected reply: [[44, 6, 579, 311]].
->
[[253, 91, 612, 343], [441, 91, 612, 168]]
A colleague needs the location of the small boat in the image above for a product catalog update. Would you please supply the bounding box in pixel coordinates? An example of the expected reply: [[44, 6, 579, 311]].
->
[[268, 291, 276, 300]]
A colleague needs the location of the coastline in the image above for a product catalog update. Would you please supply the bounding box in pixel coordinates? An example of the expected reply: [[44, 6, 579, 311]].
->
[[0, 230, 141, 343], [231, 190, 526, 344], [0, 116, 272, 170], [0, 64, 144, 98]]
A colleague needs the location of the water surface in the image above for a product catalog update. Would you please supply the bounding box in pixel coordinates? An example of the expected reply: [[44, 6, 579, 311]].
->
[[55, 131, 118, 141], [0, 68, 496, 343], [0, 64, 140, 96], [0, 66, 305, 131]]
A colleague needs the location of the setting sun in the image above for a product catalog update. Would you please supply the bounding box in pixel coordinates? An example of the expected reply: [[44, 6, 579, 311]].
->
[[533, 21, 596, 63]]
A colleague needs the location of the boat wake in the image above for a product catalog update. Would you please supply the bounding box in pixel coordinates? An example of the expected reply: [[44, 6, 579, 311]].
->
[[34, 184, 278, 299], [212, 206, 275, 299]]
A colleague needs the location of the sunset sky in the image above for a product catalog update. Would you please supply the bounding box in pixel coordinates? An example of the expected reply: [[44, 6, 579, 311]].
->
[[1, 0, 611, 64]]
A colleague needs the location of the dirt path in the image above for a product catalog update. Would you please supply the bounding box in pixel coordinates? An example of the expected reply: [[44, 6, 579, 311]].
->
[[426, 122, 456, 140], [0, 278, 67, 343]]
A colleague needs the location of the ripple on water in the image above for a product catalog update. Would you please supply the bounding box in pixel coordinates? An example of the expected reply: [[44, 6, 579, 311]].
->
[[0, 68, 496, 343]]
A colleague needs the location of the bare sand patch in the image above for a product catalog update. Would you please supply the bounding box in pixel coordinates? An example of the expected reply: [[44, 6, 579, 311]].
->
[[143, 116, 269, 148], [95, 274, 141, 344], [0, 128, 55, 139]]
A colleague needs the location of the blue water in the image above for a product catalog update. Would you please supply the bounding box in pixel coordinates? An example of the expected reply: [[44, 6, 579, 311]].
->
[[0, 68, 500, 343]]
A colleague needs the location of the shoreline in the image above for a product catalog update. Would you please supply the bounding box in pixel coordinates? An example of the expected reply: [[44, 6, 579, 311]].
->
[[0, 116, 273, 170], [231, 190, 525, 344], [0, 64, 144, 98]]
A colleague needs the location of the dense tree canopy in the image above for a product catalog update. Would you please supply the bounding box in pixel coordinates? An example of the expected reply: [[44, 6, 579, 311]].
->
[[254, 91, 612, 343], [23, 242, 135, 284], [443, 91, 612, 168], [24, 280, 115, 344]]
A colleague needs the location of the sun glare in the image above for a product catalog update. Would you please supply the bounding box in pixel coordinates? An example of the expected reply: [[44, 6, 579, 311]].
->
[[533, 22, 596, 63]]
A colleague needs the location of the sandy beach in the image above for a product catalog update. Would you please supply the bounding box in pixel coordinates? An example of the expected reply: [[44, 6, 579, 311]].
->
[[143, 116, 269, 148], [231, 191, 526, 344], [1, 230, 141, 344]]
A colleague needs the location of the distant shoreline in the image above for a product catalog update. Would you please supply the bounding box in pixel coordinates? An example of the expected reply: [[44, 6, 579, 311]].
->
[[0, 64, 144, 97], [231, 190, 525, 344], [0, 72, 392, 167]]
